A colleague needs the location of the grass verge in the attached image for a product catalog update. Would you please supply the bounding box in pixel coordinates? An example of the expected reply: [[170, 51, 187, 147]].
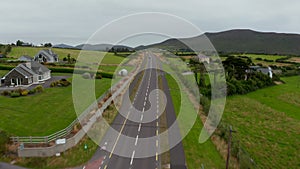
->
[[165, 73, 225, 168]]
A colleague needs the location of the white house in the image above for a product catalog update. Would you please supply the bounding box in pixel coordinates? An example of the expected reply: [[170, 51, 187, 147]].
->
[[33, 49, 59, 63]]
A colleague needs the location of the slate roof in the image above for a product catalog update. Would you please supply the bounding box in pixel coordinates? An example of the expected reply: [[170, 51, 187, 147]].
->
[[19, 55, 33, 60], [27, 61, 50, 74], [14, 66, 33, 77], [38, 49, 58, 60], [4, 61, 50, 78]]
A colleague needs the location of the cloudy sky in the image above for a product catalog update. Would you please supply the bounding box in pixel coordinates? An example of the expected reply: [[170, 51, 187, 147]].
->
[[1, 0, 299, 47]]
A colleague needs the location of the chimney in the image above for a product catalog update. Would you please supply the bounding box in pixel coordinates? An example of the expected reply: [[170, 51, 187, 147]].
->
[[25, 62, 31, 68]]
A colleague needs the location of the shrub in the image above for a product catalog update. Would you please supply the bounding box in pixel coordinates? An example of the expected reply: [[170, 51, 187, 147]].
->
[[95, 73, 102, 79], [21, 90, 29, 96], [51, 79, 71, 87], [10, 92, 20, 97], [1, 90, 11, 96], [16, 88, 23, 94], [35, 85, 44, 93], [50, 81, 58, 87], [200, 96, 211, 116], [0, 130, 9, 154], [29, 88, 36, 94], [59, 79, 71, 87]]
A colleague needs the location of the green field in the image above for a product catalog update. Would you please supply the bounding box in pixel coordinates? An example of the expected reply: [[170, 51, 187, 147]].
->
[[165, 73, 225, 168], [223, 76, 300, 168], [0, 70, 8, 77], [6, 46, 125, 64], [0, 75, 112, 136]]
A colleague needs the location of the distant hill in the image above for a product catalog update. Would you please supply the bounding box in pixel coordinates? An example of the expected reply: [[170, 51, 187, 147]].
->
[[53, 44, 77, 49], [76, 44, 134, 51], [76, 44, 113, 51], [138, 29, 300, 56]]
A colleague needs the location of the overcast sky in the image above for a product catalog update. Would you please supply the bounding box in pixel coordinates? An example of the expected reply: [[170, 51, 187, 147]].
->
[[1, 0, 299, 47]]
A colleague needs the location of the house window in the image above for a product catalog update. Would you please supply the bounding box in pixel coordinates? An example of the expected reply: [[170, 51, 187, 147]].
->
[[39, 54, 42, 58], [11, 78, 15, 85]]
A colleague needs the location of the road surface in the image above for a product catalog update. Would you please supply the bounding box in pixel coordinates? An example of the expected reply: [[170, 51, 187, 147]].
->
[[83, 52, 186, 169]]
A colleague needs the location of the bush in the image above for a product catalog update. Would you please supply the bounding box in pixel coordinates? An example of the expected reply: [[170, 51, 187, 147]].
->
[[95, 73, 102, 79], [29, 88, 36, 94], [35, 85, 44, 93], [200, 96, 211, 116], [1, 90, 11, 96], [50, 81, 59, 87], [0, 130, 9, 154], [10, 92, 20, 97], [59, 79, 71, 87], [21, 89, 29, 96]]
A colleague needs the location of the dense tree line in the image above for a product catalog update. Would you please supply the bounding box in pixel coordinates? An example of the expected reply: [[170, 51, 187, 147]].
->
[[189, 55, 276, 97]]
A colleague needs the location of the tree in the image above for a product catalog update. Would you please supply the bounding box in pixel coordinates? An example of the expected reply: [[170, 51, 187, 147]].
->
[[44, 43, 52, 47], [67, 53, 71, 63], [189, 57, 207, 87], [16, 40, 24, 46], [222, 56, 250, 80]]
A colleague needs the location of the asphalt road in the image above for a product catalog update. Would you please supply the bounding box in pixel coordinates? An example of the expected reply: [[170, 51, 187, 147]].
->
[[83, 52, 186, 169]]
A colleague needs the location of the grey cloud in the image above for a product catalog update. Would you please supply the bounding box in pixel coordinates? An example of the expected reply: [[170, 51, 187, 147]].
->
[[0, 0, 299, 46]]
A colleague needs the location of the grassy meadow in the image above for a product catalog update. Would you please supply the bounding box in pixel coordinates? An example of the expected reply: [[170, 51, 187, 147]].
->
[[223, 76, 300, 168]]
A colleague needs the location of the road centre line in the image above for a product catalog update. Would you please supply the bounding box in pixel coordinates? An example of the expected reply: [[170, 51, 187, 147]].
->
[[135, 135, 139, 146], [130, 150, 135, 165], [138, 123, 141, 132]]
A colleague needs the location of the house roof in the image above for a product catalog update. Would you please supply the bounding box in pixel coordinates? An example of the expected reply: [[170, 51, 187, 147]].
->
[[14, 66, 33, 77], [37, 49, 58, 60], [27, 61, 50, 74], [4, 61, 50, 78], [19, 55, 33, 60], [19, 64, 36, 75], [257, 68, 270, 75]]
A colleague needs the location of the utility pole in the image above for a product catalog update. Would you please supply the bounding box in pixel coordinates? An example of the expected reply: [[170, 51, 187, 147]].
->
[[226, 125, 236, 169]]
